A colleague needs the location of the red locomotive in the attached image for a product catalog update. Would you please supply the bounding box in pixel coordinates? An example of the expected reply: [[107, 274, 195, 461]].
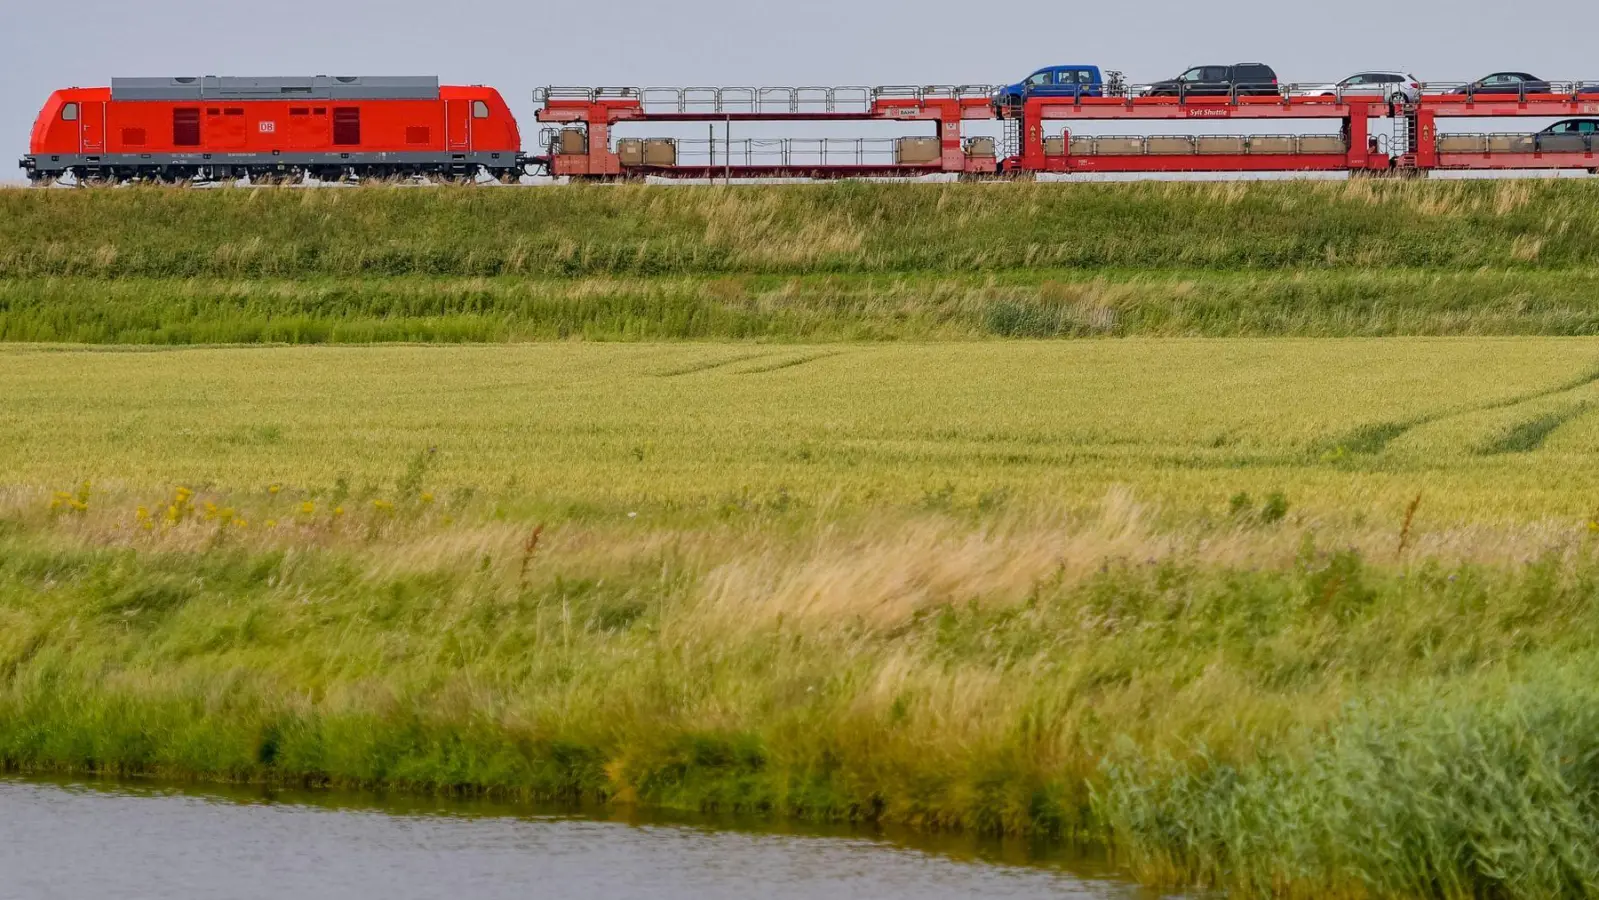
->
[[20, 76, 525, 184]]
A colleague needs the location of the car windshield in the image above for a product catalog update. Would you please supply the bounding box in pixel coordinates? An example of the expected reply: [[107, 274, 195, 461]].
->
[[1027, 72, 1050, 86]]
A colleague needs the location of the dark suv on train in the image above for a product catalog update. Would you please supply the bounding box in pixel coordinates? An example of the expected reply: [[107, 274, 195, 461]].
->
[[1142, 63, 1280, 97]]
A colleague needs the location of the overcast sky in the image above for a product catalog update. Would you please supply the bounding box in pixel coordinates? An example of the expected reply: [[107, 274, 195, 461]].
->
[[3, 0, 1595, 174]]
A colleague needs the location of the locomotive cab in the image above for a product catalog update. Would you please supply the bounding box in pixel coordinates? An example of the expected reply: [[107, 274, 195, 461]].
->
[[22, 88, 108, 183]]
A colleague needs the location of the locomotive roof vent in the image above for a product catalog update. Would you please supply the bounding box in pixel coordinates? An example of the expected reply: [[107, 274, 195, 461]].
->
[[110, 76, 440, 101]]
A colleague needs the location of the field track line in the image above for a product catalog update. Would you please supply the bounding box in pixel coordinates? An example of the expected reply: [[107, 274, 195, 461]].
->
[[654, 351, 775, 377], [1475, 402, 1594, 455], [733, 351, 847, 375], [1326, 358, 1599, 456]]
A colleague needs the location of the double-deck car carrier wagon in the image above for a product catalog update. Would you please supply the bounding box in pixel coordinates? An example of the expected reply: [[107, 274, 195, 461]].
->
[[529, 79, 1599, 180]]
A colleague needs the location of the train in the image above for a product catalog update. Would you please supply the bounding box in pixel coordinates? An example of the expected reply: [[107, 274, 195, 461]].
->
[[18, 71, 1599, 184], [20, 76, 523, 185]]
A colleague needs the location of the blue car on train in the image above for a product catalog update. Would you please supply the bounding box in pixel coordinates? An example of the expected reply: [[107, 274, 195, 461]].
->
[[992, 65, 1107, 109]]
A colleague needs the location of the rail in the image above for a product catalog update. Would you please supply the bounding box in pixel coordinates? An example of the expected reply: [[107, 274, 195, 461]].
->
[[1042, 134, 1350, 156], [1436, 132, 1596, 152], [661, 137, 904, 167], [534, 84, 995, 113], [1414, 81, 1599, 99], [537, 80, 1599, 110], [1005, 83, 1400, 104]]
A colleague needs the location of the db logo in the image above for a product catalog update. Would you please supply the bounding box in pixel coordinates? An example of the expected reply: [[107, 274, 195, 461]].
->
[[259, 121, 277, 134]]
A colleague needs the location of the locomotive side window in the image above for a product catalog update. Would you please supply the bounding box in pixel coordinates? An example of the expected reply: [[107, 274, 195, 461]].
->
[[333, 107, 361, 145], [173, 108, 201, 147], [61, 103, 79, 121], [473, 101, 490, 119]]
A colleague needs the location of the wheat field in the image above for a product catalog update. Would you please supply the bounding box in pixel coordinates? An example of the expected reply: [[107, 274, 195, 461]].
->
[[4, 340, 1598, 524]]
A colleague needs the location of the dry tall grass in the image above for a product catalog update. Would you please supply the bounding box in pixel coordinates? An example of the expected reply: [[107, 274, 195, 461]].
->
[[3, 487, 1599, 897]]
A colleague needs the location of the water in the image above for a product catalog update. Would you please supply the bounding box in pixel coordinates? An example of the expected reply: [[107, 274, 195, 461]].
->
[[0, 777, 1178, 900]]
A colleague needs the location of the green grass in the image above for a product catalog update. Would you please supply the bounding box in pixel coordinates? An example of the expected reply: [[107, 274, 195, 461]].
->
[[3, 180, 1599, 342], [1, 341, 1599, 898], [9, 268, 1599, 343], [6, 180, 1598, 277], [4, 502, 1599, 899], [10, 177, 1599, 895]]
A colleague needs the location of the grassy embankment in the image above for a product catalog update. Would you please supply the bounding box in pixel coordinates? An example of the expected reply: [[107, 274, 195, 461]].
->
[[6, 342, 1599, 898], [5, 180, 1599, 342]]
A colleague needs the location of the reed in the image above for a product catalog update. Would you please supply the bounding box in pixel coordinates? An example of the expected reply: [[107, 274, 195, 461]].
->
[[4, 179, 1598, 279], [1, 500, 1598, 898]]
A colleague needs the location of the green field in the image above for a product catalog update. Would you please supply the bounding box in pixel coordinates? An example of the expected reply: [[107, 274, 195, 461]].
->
[[6, 180, 1599, 897], [3, 341, 1599, 898], [4, 339, 1599, 520], [5, 180, 1599, 342]]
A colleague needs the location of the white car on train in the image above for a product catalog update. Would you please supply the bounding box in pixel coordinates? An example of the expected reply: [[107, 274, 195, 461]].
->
[[1291, 71, 1421, 104]]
